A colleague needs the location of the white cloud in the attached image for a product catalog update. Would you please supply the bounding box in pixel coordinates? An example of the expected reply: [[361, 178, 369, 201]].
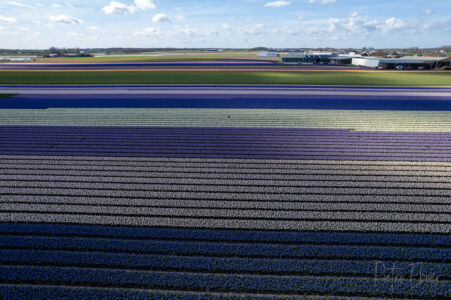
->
[[422, 19, 451, 31], [134, 0, 155, 10], [102, 1, 136, 15], [7, 1, 35, 9], [310, 0, 336, 4], [102, 0, 155, 15], [328, 12, 378, 36], [422, 9, 433, 15], [51, 3, 64, 9], [132, 27, 157, 37], [298, 16, 304, 21], [249, 24, 265, 35], [218, 23, 279, 38], [168, 25, 219, 39], [152, 13, 171, 23], [0, 15, 17, 23], [264, 1, 291, 8], [65, 32, 84, 40], [380, 17, 409, 33], [49, 15, 83, 24], [87, 26, 100, 30], [323, 12, 416, 40], [237, 24, 266, 35]]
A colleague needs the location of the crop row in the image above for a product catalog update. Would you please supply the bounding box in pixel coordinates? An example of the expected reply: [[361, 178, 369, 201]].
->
[[0, 266, 448, 298], [1, 151, 448, 161], [2, 125, 450, 135], [1, 96, 449, 110], [1, 236, 447, 262], [1, 223, 447, 246], [1, 249, 448, 278], [0, 108, 450, 132], [0, 285, 327, 300]]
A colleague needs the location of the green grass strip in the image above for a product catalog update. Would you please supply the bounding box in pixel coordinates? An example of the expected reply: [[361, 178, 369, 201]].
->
[[0, 71, 450, 86]]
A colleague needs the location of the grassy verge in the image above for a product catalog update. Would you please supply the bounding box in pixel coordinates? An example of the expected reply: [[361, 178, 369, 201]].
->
[[0, 71, 449, 86]]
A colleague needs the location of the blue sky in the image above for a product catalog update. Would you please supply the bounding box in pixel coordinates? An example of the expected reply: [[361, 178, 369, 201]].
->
[[0, 0, 450, 49]]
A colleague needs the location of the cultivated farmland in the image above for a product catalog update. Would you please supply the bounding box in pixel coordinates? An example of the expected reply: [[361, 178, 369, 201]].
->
[[0, 63, 450, 298]]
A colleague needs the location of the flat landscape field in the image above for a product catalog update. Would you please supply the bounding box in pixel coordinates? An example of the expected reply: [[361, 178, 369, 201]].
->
[[1, 70, 450, 85], [0, 63, 450, 298]]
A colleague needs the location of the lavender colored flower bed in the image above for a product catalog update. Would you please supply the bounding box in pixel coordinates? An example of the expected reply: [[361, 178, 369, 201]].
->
[[0, 126, 449, 161], [2, 126, 450, 138]]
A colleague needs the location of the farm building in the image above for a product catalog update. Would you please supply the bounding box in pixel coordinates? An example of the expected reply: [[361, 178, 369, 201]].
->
[[281, 51, 338, 63], [257, 51, 279, 57], [352, 56, 450, 69], [0, 57, 33, 62], [328, 56, 358, 64], [352, 57, 380, 68]]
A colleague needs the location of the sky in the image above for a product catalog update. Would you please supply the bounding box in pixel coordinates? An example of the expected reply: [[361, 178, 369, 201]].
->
[[0, 0, 450, 49]]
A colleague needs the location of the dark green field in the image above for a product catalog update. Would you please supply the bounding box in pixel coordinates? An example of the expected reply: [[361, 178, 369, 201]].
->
[[0, 71, 450, 86]]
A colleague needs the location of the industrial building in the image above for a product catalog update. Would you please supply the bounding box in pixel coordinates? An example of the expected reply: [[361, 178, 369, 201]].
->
[[0, 56, 33, 62], [281, 51, 338, 63], [328, 54, 363, 65], [280, 51, 450, 69], [352, 56, 450, 70]]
